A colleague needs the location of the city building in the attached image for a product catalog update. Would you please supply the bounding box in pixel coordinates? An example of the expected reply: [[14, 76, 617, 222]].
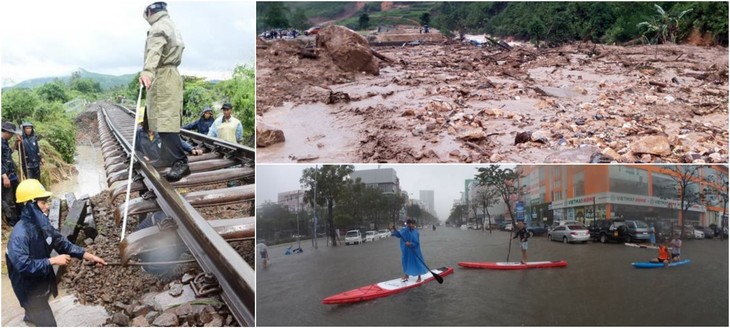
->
[[349, 168, 400, 194], [516, 165, 728, 228], [419, 190, 435, 213], [277, 190, 306, 212]]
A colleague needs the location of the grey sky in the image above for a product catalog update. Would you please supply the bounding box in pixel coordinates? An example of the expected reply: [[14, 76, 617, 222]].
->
[[256, 164, 510, 221], [0, 0, 255, 87]]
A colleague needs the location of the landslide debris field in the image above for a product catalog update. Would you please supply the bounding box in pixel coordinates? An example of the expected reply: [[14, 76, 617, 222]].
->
[[256, 32, 728, 163]]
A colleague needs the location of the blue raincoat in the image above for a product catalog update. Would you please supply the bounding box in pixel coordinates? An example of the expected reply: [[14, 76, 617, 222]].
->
[[182, 109, 215, 135], [20, 129, 42, 169], [6, 202, 85, 307], [392, 227, 428, 276]]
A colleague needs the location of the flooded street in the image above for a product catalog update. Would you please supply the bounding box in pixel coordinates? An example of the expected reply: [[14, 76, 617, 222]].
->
[[257, 227, 728, 326]]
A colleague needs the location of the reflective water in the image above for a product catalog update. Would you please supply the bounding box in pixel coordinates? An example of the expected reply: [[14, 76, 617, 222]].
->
[[257, 227, 728, 326], [1, 274, 107, 327], [49, 144, 106, 197]]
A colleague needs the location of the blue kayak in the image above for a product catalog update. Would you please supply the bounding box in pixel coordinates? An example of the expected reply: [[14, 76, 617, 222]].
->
[[632, 259, 690, 269]]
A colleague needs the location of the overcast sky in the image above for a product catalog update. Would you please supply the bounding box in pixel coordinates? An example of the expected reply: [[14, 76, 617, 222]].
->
[[256, 164, 513, 221], [0, 0, 255, 87]]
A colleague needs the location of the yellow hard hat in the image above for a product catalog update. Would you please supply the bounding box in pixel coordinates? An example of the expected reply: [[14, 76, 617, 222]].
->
[[16, 179, 53, 203]]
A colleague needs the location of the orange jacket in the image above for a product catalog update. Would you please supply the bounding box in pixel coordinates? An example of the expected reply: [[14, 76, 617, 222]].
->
[[658, 246, 669, 260]]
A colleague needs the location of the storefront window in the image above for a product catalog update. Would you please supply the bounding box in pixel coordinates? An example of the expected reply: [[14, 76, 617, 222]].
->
[[609, 166, 648, 195], [652, 173, 677, 199], [573, 171, 585, 197]]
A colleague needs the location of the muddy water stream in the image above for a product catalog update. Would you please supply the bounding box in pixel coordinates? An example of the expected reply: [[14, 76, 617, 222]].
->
[[1, 143, 108, 326]]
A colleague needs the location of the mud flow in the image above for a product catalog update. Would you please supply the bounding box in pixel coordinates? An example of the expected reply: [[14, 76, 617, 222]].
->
[[256, 29, 728, 163]]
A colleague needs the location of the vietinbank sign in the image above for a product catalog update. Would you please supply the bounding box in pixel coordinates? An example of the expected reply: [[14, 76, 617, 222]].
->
[[552, 192, 705, 212]]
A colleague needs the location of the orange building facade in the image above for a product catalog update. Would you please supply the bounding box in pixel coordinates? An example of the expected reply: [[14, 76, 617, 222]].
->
[[516, 165, 728, 228]]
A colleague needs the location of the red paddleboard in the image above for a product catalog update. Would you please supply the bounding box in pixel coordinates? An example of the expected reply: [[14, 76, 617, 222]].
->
[[458, 260, 567, 270], [322, 266, 453, 304]]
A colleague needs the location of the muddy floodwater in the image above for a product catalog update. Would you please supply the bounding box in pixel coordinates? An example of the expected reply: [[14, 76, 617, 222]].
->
[[257, 39, 728, 163], [257, 227, 728, 326], [50, 144, 106, 197]]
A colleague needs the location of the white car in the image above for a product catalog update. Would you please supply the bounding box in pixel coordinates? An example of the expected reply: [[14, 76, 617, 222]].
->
[[345, 230, 363, 245], [365, 231, 378, 243], [505, 223, 513, 231], [379, 229, 390, 239], [693, 229, 705, 239]]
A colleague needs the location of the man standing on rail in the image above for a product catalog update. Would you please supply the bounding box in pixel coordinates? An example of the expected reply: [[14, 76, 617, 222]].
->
[[18, 122, 43, 180], [207, 103, 243, 144], [2, 122, 21, 226], [139, 1, 189, 182], [6, 179, 107, 327]]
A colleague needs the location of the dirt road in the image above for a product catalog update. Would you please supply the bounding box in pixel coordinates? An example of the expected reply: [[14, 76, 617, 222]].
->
[[256, 37, 728, 163]]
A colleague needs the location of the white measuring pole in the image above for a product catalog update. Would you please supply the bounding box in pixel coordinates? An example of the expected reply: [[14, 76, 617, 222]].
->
[[120, 84, 144, 241]]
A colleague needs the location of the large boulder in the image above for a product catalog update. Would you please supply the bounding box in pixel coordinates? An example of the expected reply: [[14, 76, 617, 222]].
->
[[316, 25, 380, 75], [256, 121, 286, 147]]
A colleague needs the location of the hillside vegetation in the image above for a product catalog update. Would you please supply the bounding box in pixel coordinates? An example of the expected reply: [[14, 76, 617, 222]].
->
[[257, 1, 728, 46]]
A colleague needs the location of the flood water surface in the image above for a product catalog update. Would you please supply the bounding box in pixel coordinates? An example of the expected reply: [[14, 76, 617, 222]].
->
[[257, 227, 728, 326]]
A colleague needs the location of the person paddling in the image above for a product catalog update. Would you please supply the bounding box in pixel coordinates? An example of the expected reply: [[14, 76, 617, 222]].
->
[[391, 219, 428, 283]]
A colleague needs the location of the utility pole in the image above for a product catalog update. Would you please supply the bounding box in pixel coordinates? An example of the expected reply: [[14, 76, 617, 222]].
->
[[297, 190, 301, 249], [313, 165, 318, 249]]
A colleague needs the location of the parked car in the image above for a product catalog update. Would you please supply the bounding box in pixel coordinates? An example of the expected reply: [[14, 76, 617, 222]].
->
[[549, 220, 582, 231], [504, 223, 513, 231], [460, 224, 468, 230], [304, 26, 321, 36], [693, 228, 705, 239], [527, 223, 548, 236], [624, 220, 651, 242], [548, 223, 590, 243], [365, 230, 378, 243], [378, 229, 390, 239], [345, 230, 363, 245], [589, 219, 630, 243], [694, 226, 715, 239]]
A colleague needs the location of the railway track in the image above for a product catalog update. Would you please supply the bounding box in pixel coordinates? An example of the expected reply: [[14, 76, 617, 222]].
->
[[95, 101, 255, 326]]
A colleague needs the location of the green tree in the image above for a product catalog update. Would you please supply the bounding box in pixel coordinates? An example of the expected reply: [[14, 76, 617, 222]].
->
[[263, 2, 289, 29], [406, 204, 422, 221], [35, 80, 69, 103], [447, 204, 467, 227], [384, 193, 406, 227], [1, 88, 41, 123], [300, 165, 355, 247], [660, 165, 706, 237], [215, 65, 255, 146], [289, 8, 309, 30], [475, 165, 525, 226], [419, 12, 431, 26], [637, 4, 693, 44], [359, 13, 370, 30], [475, 184, 500, 232], [69, 77, 102, 95]]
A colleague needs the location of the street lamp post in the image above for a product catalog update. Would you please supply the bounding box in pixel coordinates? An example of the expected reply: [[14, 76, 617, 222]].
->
[[297, 190, 301, 249]]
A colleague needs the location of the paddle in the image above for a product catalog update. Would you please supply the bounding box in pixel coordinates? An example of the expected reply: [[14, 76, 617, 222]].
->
[[411, 248, 444, 284], [397, 225, 444, 284], [507, 223, 514, 262]]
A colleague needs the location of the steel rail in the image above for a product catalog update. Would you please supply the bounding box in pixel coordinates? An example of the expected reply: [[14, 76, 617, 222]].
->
[[135, 157, 255, 326], [98, 101, 256, 326]]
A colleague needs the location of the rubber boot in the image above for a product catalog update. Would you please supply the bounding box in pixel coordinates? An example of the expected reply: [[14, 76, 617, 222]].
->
[[165, 160, 190, 182]]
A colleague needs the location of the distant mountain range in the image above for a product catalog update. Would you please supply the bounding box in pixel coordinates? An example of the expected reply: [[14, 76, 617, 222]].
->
[[7, 68, 136, 90]]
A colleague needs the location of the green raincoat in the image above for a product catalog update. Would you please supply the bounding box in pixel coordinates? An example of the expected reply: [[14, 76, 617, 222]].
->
[[141, 10, 185, 133]]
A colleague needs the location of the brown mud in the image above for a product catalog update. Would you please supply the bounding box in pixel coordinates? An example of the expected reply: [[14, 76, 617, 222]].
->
[[256, 36, 728, 163]]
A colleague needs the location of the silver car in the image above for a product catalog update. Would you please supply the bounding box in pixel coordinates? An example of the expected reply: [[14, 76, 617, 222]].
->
[[548, 224, 590, 243]]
